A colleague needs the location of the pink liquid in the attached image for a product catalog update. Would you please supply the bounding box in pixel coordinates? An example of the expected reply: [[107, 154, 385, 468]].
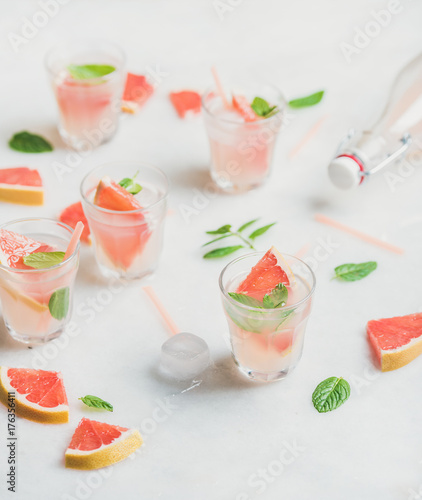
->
[[203, 96, 282, 192], [224, 275, 312, 378], [0, 234, 78, 343], [52, 70, 122, 149], [83, 184, 167, 280]]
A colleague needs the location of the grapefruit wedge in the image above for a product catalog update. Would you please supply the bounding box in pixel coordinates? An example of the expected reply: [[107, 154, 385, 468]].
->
[[59, 202, 91, 244], [65, 418, 143, 470], [367, 313, 422, 371], [170, 90, 201, 118], [121, 73, 154, 113], [232, 95, 257, 122], [0, 167, 43, 206], [0, 229, 54, 269], [236, 246, 295, 301], [0, 368, 68, 424], [94, 176, 142, 211], [92, 177, 150, 269]]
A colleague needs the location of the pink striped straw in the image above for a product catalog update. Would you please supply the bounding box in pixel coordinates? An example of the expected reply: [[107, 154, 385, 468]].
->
[[211, 66, 231, 110], [314, 214, 404, 255], [143, 286, 179, 336], [64, 221, 84, 260]]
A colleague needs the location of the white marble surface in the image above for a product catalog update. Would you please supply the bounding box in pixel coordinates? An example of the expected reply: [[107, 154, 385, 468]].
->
[[1, 1, 422, 499]]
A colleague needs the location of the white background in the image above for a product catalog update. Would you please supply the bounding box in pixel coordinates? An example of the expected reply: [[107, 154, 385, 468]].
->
[[1, 1, 422, 499]]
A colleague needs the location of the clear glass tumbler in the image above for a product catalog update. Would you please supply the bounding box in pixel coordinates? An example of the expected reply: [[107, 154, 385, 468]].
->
[[45, 39, 126, 150], [81, 161, 169, 280], [219, 252, 316, 382], [0, 218, 80, 344], [202, 83, 285, 193]]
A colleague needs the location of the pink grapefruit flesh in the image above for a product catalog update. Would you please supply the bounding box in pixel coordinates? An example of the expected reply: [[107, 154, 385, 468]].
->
[[0, 167, 43, 205], [122, 73, 153, 113], [0, 367, 68, 423], [232, 95, 257, 122], [0, 229, 54, 269], [59, 201, 91, 244], [367, 313, 422, 371], [65, 418, 143, 470], [236, 246, 293, 301], [170, 91, 201, 118]]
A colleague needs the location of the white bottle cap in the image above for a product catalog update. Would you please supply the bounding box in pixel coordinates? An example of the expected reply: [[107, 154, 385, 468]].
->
[[328, 156, 363, 190]]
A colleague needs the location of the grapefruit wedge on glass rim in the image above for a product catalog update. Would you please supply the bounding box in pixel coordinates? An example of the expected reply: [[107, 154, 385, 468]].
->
[[236, 246, 295, 301], [367, 313, 422, 371], [92, 176, 151, 270], [65, 417, 143, 470], [0, 367, 68, 424]]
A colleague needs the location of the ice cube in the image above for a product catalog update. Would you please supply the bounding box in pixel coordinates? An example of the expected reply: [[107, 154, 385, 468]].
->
[[160, 332, 210, 380]]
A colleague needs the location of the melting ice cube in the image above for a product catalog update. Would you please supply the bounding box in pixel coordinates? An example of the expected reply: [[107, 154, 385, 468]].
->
[[160, 332, 210, 380]]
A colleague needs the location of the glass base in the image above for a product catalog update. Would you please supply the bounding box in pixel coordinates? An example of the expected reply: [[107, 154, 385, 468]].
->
[[59, 126, 116, 151], [97, 262, 156, 281], [211, 170, 266, 194], [6, 322, 64, 345]]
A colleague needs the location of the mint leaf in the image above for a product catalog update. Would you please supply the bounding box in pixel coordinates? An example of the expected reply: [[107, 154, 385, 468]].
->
[[249, 222, 276, 240], [48, 287, 69, 320], [333, 262, 377, 282], [206, 225, 232, 235], [202, 234, 232, 247], [288, 90, 324, 108], [312, 377, 350, 413], [251, 97, 277, 117], [118, 170, 142, 195], [9, 131, 53, 153], [67, 64, 116, 80], [238, 219, 259, 233], [79, 395, 113, 412], [203, 245, 243, 258], [228, 293, 263, 308], [263, 283, 288, 308], [23, 252, 65, 269]]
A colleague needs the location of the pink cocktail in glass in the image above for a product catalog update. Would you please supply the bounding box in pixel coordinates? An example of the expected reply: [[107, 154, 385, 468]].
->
[[45, 40, 125, 150], [81, 161, 168, 280], [202, 83, 285, 193]]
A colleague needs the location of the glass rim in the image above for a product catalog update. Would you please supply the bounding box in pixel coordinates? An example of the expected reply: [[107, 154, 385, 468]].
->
[[80, 161, 169, 215], [219, 251, 316, 313], [44, 38, 126, 80], [201, 83, 286, 125], [0, 218, 80, 274]]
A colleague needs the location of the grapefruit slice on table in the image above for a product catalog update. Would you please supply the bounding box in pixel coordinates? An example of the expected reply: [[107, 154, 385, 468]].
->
[[0, 368, 68, 424], [170, 90, 201, 118], [367, 313, 422, 371], [0, 229, 54, 269], [232, 95, 257, 122], [121, 73, 154, 113], [236, 246, 295, 301], [59, 201, 91, 244], [65, 418, 143, 470], [93, 177, 150, 269], [0, 167, 43, 206]]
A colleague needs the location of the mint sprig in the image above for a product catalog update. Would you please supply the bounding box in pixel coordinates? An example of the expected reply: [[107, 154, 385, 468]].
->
[[202, 219, 276, 259], [67, 64, 116, 80], [23, 252, 65, 269], [119, 170, 142, 195], [48, 287, 69, 320], [79, 395, 113, 412], [333, 262, 377, 282], [312, 377, 350, 413], [251, 97, 278, 117], [229, 283, 288, 310], [288, 90, 324, 108], [9, 131, 53, 153]]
